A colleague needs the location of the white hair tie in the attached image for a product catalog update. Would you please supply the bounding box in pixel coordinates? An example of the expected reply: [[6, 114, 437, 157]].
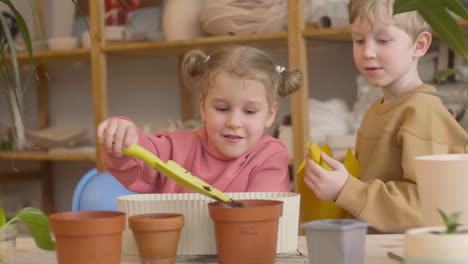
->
[[276, 66, 285, 73], [203, 56, 210, 63]]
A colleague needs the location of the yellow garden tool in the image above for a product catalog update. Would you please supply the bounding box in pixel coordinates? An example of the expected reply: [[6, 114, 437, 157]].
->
[[297, 142, 360, 222], [122, 143, 243, 207]]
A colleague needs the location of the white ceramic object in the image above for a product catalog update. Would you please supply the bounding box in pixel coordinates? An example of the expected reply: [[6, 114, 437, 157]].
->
[[47, 37, 79, 50], [414, 154, 468, 227], [162, 0, 204, 40], [118, 192, 300, 255], [105, 26, 127, 41], [80, 31, 92, 49], [405, 226, 468, 263], [47, 0, 76, 38]]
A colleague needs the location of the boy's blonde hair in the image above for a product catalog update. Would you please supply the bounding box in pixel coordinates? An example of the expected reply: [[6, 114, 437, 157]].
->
[[348, 0, 431, 41], [181, 45, 302, 106]]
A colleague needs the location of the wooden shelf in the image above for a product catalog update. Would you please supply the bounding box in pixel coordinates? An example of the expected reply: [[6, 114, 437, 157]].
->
[[0, 151, 95, 161], [104, 32, 289, 57], [10, 48, 90, 64], [304, 27, 352, 42]]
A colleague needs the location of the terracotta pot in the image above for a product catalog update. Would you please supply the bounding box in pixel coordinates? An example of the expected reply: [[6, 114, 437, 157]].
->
[[129, 213, 184, 264], [208, 200, 283, 264], [49, 211, 126, 264]]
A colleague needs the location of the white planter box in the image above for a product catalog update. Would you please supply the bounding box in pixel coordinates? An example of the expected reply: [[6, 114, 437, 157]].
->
[[118, 192, 300, 255]]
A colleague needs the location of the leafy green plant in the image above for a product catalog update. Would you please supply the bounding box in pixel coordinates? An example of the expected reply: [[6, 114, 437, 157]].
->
[[0, 0, 35, 151], [0, 206, 55, 250], [438, 209, 463, 234], [394, 0, 468, 83]]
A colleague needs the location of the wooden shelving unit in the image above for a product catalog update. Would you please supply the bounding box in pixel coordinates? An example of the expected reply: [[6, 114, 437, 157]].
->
[[1, 0, 356, 216], [0, 151, 95, 161]]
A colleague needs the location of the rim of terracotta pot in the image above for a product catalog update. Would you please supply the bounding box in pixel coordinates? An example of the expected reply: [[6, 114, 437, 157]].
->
[[49, 211, 126, 236], [208, 199, 283, 222], [129, 213, 184, 232]]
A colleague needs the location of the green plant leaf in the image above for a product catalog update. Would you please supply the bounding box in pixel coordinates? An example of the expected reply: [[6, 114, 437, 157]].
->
[[0, 0, 33, 57], [440, 0, 468, 20], [0, 207, 5, 227], [419, 2, 468, 59], [8, 207, 55, 250], [435, 68, 458, 82], [72, 0, 89, 30], [394, 0, 468, 59], [394, 0, 419, 13], [0, 13, 23, 116]]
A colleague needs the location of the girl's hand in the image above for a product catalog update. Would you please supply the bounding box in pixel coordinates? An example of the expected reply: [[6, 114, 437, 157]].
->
[[97, 118, 138, 157], [304, 152, 349, 201]]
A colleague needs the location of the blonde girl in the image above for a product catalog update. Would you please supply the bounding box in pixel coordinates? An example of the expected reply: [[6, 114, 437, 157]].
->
[[97, 45, 302, 193]]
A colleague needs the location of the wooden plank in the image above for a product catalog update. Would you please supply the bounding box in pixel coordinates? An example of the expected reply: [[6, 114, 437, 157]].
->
[[39, 162, 53, 214], [304, 27, 352, 42], [36, 65, 48, 129], [0, 171, 41, 182], [178, 56, 193, 121], [35, 63, 54, 214], [104, 33, 288, 57], [8, 49, 90, 64], [89, 0, 108, 172], [287, 0, 309, 190], [0, 151, 96, 161]]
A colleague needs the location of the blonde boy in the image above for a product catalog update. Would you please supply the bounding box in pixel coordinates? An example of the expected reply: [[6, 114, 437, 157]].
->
[[304, 0, 468, 233]]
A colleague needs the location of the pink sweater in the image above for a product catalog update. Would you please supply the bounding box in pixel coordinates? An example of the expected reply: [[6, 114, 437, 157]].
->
[[101, 126, 291, 193]]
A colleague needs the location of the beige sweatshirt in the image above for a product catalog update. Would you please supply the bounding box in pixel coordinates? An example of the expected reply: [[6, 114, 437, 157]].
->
[[335, 84, 468, 233]]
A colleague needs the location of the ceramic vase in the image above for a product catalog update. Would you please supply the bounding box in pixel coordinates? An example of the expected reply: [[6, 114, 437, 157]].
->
[[405, 226, 468, 263], [47, 0, 76, 38], [49, 211, 126, 264], [162, 0, 204, 40], [414, 154, 468, 227], [129, 213, 184, 264], [301, 219, 370, 264], [208, 199, 283, 264]]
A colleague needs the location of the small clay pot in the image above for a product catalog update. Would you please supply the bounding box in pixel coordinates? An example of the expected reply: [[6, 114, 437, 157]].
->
[[49, 211, 126, 264], [208, 199, 283, 264], [129, 213, 185, 264]]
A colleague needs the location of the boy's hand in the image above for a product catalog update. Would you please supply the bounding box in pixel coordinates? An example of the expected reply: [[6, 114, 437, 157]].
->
[[97, 118, 138, 157], [304, 152, 349, 201]]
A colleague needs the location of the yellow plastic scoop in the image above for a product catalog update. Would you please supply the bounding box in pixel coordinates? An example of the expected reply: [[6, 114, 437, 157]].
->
[[122, 143, 243, 207]]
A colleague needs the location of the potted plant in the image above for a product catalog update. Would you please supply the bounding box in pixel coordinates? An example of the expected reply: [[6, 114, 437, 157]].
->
[[0, 206, 55, 263], [0, 0, 81, 151], [405, 209, 468, 263]]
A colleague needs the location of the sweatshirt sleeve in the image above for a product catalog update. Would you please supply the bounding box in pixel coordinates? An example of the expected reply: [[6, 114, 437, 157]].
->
[[335, 130, 430, 233], [100, 118, 174, 193], [247, 149, 291, 192]]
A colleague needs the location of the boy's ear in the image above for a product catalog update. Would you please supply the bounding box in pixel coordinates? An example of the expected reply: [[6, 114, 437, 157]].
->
[[413, 31, 432, 58]]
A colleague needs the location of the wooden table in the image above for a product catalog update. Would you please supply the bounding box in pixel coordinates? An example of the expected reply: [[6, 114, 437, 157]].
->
[[16, 235, 404, 263]]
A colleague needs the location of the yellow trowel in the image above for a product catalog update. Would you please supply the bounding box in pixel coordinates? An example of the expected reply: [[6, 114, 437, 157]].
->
[[122, 143, 243, 207]]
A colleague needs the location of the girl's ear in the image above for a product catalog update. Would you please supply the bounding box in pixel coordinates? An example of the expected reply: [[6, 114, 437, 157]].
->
[[199, 95, 207, 123], [413, 31, 432, 58], [265, 101, 278, 128]]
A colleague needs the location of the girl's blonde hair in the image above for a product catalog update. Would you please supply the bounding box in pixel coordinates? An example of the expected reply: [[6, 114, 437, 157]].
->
[[348, 0, 431, 41], [181, 45, 302, 106]]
